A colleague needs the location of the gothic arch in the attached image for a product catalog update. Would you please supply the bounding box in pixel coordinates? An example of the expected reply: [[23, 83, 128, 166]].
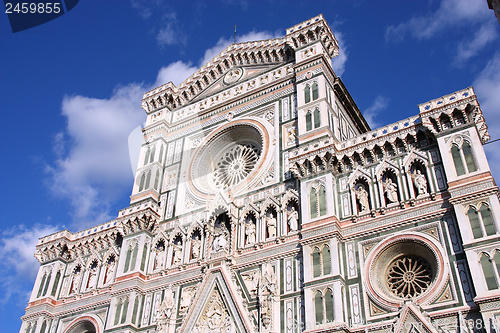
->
[[64, 314, 103, 333]]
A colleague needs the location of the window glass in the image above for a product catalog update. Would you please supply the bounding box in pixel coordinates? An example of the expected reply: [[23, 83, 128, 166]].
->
[[452, 145, 465, 176], [468, 207, 483, 239]]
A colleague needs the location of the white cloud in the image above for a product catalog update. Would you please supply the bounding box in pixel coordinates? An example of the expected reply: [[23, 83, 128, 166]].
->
[[454, 23, 499, 65], [46, 84, 145, 229], [200, 30, 283, 67], [331, 31, 348, 77], [474, 53, 500, 180], [363, 96, 389, 129], [0, 224, 60, 305], [385, 0, 490, 42], [155, 61, 198, 86], [156, 12, 187, 47]]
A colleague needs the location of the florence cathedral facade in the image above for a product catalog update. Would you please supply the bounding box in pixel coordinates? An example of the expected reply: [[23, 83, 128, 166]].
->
[[21, 15, 500, 333]]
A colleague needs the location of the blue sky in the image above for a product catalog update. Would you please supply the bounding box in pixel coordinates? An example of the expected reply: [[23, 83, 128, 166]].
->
[[0, 0, 499, 331]]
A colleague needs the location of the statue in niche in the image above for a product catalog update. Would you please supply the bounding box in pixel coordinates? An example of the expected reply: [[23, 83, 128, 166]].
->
[[287, 206, 299, 232], [69, 269, 82, 295], [156, 287, 175, 333], [172, 242, 183, 264], [354, 184, 369, 213], [260, 263, 276, 329], [104, 258, 115, 284], [266, 215, 277, 239], [86, 266, 97, 290], [245, 221, 256, 245], [212, 216, 229, 252], [191, 238, 201, 260], [212, 231, 228, 252], [413, 170, 428, 195], [383, 178, 398, 203], [154, 245, 165, 270]]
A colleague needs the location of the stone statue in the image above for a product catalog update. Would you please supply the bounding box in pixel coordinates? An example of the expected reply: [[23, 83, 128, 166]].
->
[[212, 232, 227, 252], [172, 242, 182, 265], [266, 216, 277, 238], [69, 271, 81, 295], [260, 263, 276, 330], [414, 170, 428, 195], [156, 287, 175, 333], [354, 184, 369, 213], [287, 207, 298, 231], [245, 222, 256, 245], [383, 178, 398, 203], [191, 238, 201, 260], [87, 268, 97, 290], [104, 260, 115, 284], [154, 247, 165, 270]]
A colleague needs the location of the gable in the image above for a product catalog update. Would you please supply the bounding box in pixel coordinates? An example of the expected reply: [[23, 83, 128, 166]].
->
[[181, 266, 253, 332]]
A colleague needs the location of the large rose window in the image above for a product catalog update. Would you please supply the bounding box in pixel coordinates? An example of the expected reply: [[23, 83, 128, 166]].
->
[[213, 144, 260, 188], [189, 120, 272, 196], [364, 233, 449, 310], [387, 255, 432, 298]]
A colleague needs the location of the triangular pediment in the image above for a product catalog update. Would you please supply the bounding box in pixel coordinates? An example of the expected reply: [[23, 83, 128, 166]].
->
[[393, 303, 438, 333], [193, 63, 285, 103], [181, 266, 253, 332]]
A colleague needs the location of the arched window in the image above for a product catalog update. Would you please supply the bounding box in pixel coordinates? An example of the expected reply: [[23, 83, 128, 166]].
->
[[451, 145, 465, 176], [312, 247, 321, 278], [305, 85, 311, 103], [468, 206, 483, 239], [144, 148, 150, 166], [310, 188, 318, 218], [319, 186, 327, 216], [314, 108, 320, 128], [495, 251, 500, 282], [324, 289, 334, 322], [42, 271, 51, 296], [463, 141, 477, 173], [37, 273, 47, 298], [139, 173, 145, 192], [480, 254, 498, 290], [140, 242, 148, 271], [124, 245, 133, 273], [314, 291, 323, 324], [312, 82, 319, 100], [452, 141, 477, 176], [312, 244, 331, 278], [39, 321, 47, 333], [468, 203, 496, 239], [145, 171, 152, 190], [51, 271, 61, 296], [149, 146, 156, 163], [121, 297, 129, 324], [154, 170, 160, 190], [114, 298, 123, 325], [158, 145, 164, 164], [322, 245, 331, 275], [306, 111, 312, 131], [481, 204, 496, 236]]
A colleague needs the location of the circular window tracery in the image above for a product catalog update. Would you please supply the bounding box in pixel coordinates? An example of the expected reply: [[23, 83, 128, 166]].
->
[[364, 233, 448, 310], [189, 120, 273, 197], [213, 144, 260, 188], [387, 255, 432, 298]]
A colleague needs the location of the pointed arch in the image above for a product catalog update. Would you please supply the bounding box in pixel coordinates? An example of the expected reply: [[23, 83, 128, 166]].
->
[[305, 84, 311, 103], [480, 253, 498, 290], [306, 111, 312, 131], [314, 108, 320, 128], [312, 82, 319, 100]]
